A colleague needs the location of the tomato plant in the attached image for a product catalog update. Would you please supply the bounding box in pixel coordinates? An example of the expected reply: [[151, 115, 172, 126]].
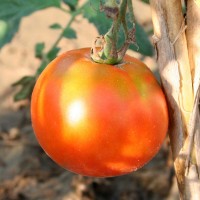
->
[[31, 48, 168, 177]]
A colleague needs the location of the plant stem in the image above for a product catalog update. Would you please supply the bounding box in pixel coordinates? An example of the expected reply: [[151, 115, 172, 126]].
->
[[186, 0, 200, 180], [35, 3, 87, 76], [150, 0, 200, 199], [102, 0, 127, 63], [165, 0, 194, 132], [186, 0, 200, 96], [49, 8, 83, 53], [127, 0, 134, 24], [91, 0, 136, 65], [59, 7, 70, 14]]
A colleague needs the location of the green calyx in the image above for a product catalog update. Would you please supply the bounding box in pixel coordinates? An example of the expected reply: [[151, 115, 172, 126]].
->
[[91, 32, 122, 65], [91, 0, 137, 65]]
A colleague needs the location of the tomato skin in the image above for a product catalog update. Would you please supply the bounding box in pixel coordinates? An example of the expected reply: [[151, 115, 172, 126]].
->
[[31, 48, 168, 177]]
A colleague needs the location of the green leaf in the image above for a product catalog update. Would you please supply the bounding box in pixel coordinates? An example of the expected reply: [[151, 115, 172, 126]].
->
[[36, 47, 61, 75], [35, 42, 45, 58], [49, 23, 62, 29], [62, 0, 78, 11], [47, 47, 61, 61], [83, 2, 153, 56], [12, 76, 35, 86], [83, 1, 112, 34], [118, 22, 154, 56], [12, 76, 36, 101], [0, 20, 8, 42], [131, 23, 154, 56], [13, 82, 35, 101], [141, 0, 149, 4], [63, 27, 77, 39], [0, 0, 61, 48], [36, 60, 48, 76]]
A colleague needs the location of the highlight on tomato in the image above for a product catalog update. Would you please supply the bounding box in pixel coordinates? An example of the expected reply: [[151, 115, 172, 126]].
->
[[31, 48, 168, 177]]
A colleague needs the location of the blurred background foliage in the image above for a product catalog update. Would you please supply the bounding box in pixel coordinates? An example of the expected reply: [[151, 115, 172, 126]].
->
[[0, 0, 153, 102]]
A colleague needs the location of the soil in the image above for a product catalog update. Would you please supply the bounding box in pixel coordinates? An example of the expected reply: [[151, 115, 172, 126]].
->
[[0, 1, 179, 200]]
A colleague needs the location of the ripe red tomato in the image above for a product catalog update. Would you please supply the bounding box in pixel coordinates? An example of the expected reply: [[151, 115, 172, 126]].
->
[[31, 48, 168, 177]]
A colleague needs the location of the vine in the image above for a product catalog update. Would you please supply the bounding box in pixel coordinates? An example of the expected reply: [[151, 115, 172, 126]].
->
[[91, 0, 137, 64]]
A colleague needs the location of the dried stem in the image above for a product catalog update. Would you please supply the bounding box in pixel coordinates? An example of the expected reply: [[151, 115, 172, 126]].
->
[[150, 0, 186, 159], [184, 85, 200, 199], [150, 1, 185, 197], [185, 1, 200, 197], [150, 0, 200, 199], [186, 0, 200, 97], [165, 0, 194, 134]]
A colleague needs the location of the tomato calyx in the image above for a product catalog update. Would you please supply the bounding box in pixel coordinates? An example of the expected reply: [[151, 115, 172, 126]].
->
[[91, 0, 138, 65]]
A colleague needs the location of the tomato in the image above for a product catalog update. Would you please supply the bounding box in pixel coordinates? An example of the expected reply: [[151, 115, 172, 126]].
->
[[31, 48, 168, 177]]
